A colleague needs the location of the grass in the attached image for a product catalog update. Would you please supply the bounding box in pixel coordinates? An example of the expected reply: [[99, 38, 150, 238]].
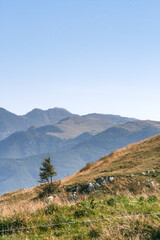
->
[[62, 134, 160, 185], [0, 195, 160, 239]]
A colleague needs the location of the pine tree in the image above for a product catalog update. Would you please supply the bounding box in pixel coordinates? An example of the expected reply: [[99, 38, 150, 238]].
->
[[39, 157, 57, 184]]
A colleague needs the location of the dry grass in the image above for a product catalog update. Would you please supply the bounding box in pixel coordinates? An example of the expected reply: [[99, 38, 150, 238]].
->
[[62, 134, 160, 185], [0, 199, 45, 217]]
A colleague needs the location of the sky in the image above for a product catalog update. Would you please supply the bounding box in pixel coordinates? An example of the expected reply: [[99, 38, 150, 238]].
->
[[0, 0, 160, 120]]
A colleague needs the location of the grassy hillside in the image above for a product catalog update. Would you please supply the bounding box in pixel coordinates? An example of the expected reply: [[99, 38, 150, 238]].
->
[[0, 134, 160, 239], [63, 133, 160, 185]]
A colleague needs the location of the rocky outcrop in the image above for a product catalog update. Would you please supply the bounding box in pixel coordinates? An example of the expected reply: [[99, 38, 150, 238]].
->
[[67, 175, 114, 196]]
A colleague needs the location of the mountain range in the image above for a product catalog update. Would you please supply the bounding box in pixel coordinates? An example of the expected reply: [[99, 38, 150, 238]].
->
[[0, 107, 73, 141], [0, 106, 160, 195]]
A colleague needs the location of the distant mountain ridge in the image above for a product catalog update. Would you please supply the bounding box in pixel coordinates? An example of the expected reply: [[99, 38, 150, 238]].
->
[[0, 115, 116, 159], [0, 107, 137, 141], [0, 107, 74, 140], [83, 113, 136, 125]]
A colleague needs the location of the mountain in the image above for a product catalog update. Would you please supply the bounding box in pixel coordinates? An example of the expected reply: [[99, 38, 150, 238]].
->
[[0, 108, 29, 141], [0, 107, 137, 141], [83, 113, 136, 125], [0, 125, 93, 159], [75, 120, 160, 157], [0, 116, 115, 158], [1, 120, 160, 195], [22, 107, 73, 127], [0, 107, 74, 141]]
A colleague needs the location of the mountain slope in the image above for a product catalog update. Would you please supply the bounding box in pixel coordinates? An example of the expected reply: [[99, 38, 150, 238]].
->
[[53, 115, 115, 139], [63, 132, 160, 185], [0, 125, 93, 159], [0, 108, 29, 141], [55, 120, 160, 165]]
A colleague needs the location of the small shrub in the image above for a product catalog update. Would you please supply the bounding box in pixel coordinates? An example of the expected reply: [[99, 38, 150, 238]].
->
[[88, 199, 96, 209], [74, 209, 86, 218], [139, 196, 145, 202], [44, 204, 59, 215], [107, 198, 115, 206], [39, 181, 61, 198], [147, 195, 158, 203], [88, 227, 101, 239], [79, 162, 93, 172], [0, 216, 27, 235], [151, 227, 160, 240]]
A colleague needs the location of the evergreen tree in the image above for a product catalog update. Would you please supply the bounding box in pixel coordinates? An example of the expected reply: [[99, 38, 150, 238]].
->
[[39, 157, 57, 184]]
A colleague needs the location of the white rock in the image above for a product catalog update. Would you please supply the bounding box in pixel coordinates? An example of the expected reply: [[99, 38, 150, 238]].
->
[[47, 196, 54, 203], [150, 181, 155, 187], [88, 182, 95, 192], [146, 170, 155, 174], [72, 192, 77, 201], [108, 176, 114, 182], [76, 187, 80, 192]]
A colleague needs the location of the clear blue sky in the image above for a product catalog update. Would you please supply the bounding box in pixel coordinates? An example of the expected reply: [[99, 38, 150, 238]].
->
[[0, 0, 160, 120]]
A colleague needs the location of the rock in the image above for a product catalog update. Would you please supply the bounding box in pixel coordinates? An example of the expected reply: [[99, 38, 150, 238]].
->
[[96, 177, 105, 184], [76, 186, 80, 192], [87, 182, 95, 192], [47, 196, 54, 203], [150, 181, 155, 187], [94, 183, 100, 190], [72, 192, 77, 201], [146, 170, 155, 174], [82, 190, 86, 195], [108, 176, 114, 183], [141, 172, 146, 175], [129, 174, 134, 177], [144, 179, 150, 183]]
